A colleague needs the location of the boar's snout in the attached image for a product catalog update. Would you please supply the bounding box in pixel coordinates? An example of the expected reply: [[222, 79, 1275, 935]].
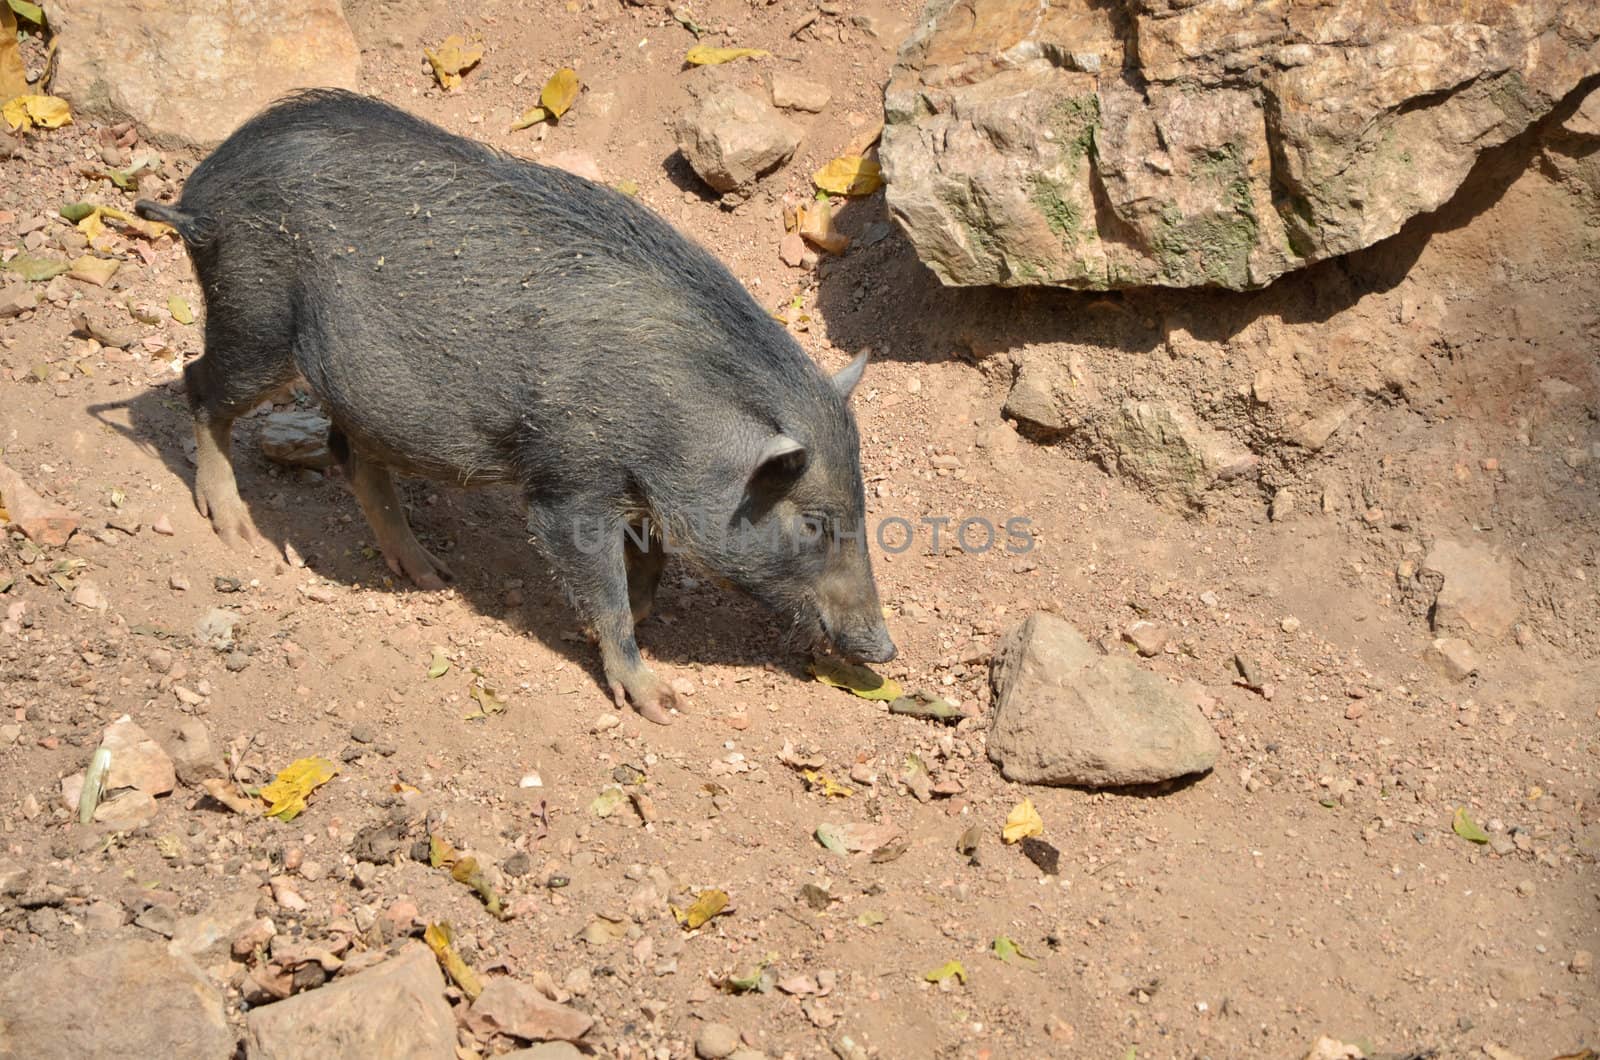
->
[[828, 617, 897, 664]]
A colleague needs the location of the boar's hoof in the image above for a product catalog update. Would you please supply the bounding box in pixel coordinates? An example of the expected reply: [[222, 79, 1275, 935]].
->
[[385, 545, 453, 591], [611, 675, 680, 726]]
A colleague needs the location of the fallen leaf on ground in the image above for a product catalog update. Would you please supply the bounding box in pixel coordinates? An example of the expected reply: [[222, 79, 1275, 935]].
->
[[1452, 806, 1489, 844], [464, 682, 506, 720], [0, 6, 26, 102], [815, 821, 900, 856], [541, 67, 580, 118], [888, 690, 966, 722], [924, 959, 967, 985], [671, 6, 705, 37], [855, 910, 886, 927], [259, 756, 338, 821], [429, 833, 460, 869], [1002, 798, 1043, 844], [722, 954, 776, 993], [813, 156, 883, 197], [2, 252, 68, 281], [3, 94, 71, 132], [590, 785, 627, 818], [581, 915, 629, 945], [426, 647, 450, 678], [200, 777, 257, 814], [423, 921, 483, 999], [684, 45, 769, 65], [424, 35, 482, 91], [801, 769, 853, 798], [450, 855, 509, 920], [671, 888, 730, 930], [510, 105, 548, 130], [68, 256, 119, 287], [810, 657, 901, 701], [992, 935, 1038, 967], [77, 746, 111, 825], [168, 295, 194, 325]]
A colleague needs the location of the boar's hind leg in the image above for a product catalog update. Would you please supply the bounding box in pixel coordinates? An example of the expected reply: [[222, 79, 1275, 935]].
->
[[529, 505, 679, 725], [182, 336, 294, 551], [624, 522, 667, 623], [330, 430, 453, 591]]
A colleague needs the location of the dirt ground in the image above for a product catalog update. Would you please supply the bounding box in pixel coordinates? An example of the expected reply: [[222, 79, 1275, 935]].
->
[[1, 0, 1597, 1057]]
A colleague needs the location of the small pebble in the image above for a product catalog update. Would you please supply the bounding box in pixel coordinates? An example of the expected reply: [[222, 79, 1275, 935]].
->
[[696, 1022, 740, 1059]]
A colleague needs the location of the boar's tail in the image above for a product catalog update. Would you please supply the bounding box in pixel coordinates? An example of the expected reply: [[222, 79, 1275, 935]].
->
[[133, 200, 209, 246]]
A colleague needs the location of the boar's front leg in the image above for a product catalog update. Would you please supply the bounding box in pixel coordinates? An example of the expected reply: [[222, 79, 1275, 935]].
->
[[528, 501, 679, 725]]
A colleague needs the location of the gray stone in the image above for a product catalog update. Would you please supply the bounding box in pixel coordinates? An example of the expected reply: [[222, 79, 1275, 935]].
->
[[769, 73, 831, 112], [988, 613, 1220, 787], [880, 0, 1600, 289], [245, 943, 455, 1060], [465, 976, 594, 1044], [94, 789, 159, 830], [99, 716, 177, 797], [1001, 366, 1067, 438], [50, 0, 360, 148], [170, 719, 226, 786], [675, 84, 802, 193], [259, 409, 335, 470], [170, 891, 260, 962], [0, 285, 38, 317], [498, 1046, 585, 1060], [1426, 637, 1480, 682], [1099, 400, 1256, 508], [0, 939, 232, 1059], [696, 1022, 741, 1059], [1421, 540, 1519, 639]]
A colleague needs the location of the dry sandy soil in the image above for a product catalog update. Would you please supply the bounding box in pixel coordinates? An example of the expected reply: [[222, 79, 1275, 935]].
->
[[1, 0, 1597, 1057]]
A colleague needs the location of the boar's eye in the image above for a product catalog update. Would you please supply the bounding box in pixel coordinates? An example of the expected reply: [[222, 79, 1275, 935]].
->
[[797, 511, 830, 545]]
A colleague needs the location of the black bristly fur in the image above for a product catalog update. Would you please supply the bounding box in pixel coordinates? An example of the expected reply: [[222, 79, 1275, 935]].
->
[[136, 89, 894, 713]]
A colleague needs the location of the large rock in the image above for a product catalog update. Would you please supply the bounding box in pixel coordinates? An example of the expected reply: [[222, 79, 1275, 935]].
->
[[881, 0, 1600, 289], [244, 943, 455, 1060], [259, 410, 335, 470], [988, 613, 1220, 787], [50, 0, 361, 148], [1098, 400, 1256, 508], [0, 940, 233, 1059], [675, 85, 803, 193], [1420, 539, 1519, 639]]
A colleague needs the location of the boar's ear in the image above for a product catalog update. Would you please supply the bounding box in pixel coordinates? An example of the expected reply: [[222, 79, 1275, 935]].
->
[[750, 434, 808, 489], [831, 349, 870, 400]]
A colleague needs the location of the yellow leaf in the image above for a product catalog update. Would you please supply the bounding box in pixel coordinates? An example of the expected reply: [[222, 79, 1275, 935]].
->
[[671, 888, 730, 930], [684, 45, 769, 65], [68, 256, 119, 287], [464, 682, 506, 720], [423, 921, 483, 999], [426, 647, 450, 678], [428, 833, 460, 868], [258, 756, 339, 821], [813, 156, 883, 197], [1002, 798, 1043, 844], [424, 35, 483, 91], [168, 295, 195, 325], [450, 855, 508, 919], [801, 769, 853, 798], [0, 5, 26, 102], [810, 657, 901, 701], [541, 67, 580, 119], [2, 94, 72, 132], [924, 959, 967, 984], [510, 105, 548, 131]]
